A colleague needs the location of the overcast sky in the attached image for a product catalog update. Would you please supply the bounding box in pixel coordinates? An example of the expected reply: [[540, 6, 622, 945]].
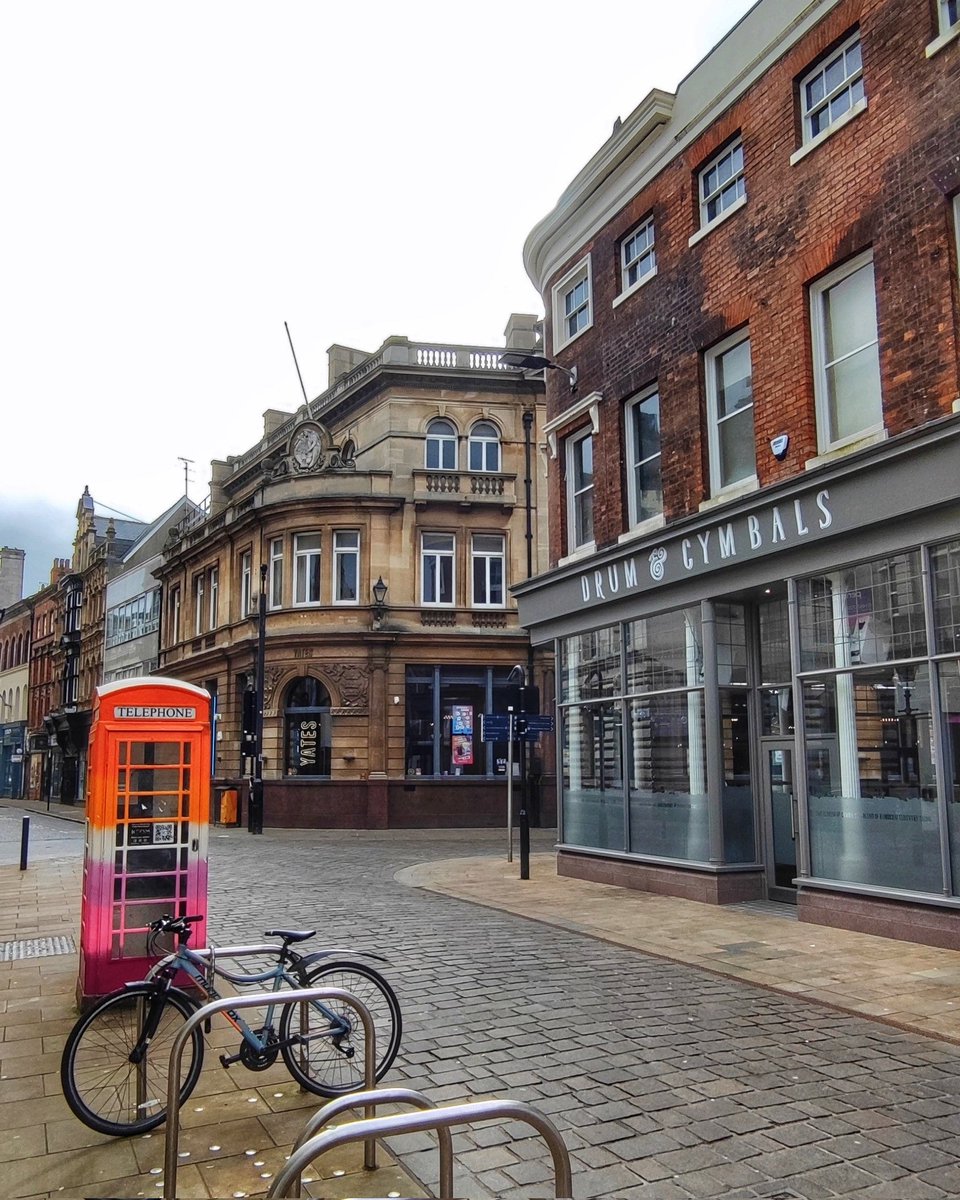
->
[[1, 0, 755, 595]]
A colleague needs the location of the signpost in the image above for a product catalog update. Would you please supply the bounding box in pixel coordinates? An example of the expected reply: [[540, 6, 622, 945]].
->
[[481, 709, 555, 867]]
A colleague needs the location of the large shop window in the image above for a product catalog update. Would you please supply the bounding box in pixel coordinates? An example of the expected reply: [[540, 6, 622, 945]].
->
[[284, 677, 332, 777], [797, 546, 956, 895], [561, 609, 720, 860], [404, 666, 517, 778]]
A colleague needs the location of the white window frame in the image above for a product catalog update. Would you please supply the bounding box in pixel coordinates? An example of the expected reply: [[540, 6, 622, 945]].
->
[[705, 330, 757, 496], [269, 537, 284, 610], [954, 196, 960, 290], [209, 566, 219, 630], [565, 427, 595, 554], [795, 31, 865, 157], [616, 218, 656, 303], [194, 573, 205, 637], [810, 249, 883, 454], [293, 533, 323, 607], [467, 421, 501, 473], [695, 139, 746, 236], [421, 532, 456, 606], [240, 551, 252, 617], [928, 1, 960, 54], [425, 419, 458, 470], [471, 534, 505, 608], [552, 256, 592, 352], [333, 530, 360, 605], [624, 388, 663, 528]]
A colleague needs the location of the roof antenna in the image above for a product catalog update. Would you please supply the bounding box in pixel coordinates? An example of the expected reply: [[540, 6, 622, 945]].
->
[[285, 321, 311, 416], [178, 456, 194, 499]]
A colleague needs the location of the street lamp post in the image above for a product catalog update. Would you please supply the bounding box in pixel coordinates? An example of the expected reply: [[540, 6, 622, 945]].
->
[[248, 563, 267, 835]]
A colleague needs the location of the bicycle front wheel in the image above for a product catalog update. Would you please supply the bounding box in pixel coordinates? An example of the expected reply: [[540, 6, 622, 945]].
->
[[60, 985, 204, 1136], [280, 961, 402, 1096]]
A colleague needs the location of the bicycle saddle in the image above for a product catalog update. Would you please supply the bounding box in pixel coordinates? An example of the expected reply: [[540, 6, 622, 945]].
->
[[265, 928, 315, 942]]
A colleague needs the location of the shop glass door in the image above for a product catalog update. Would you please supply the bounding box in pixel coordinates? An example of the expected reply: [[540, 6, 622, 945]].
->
[[763, 741, 797, 902]]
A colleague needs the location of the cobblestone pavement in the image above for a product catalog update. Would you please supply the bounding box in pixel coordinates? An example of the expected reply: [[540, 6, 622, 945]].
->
[[207, 828, 960, 1200], [0, 807, 84, 867]]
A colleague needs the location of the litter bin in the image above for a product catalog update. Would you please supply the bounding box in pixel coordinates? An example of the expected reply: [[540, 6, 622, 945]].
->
[[219, 788, 238, 826]]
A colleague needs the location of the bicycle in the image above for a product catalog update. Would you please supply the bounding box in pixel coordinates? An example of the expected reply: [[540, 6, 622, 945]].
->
[[59, 914, 402, 1137]]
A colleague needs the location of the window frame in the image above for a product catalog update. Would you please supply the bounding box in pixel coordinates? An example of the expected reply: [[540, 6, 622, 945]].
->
[[617, 217, 657, 302], [467, 421, 501, 473], [333, 530, 360, 605], [425, 419, 458, 471], [926, 0, 959, 54], [170, 585, 181, 645], [471, 533, 506, 608], [705, 329, 757, 496], [565, 426, 595, 554], [240, 551, 252, 617], [798, 30, 865, 151], [208, 566, 219, 630], [269, 537, 284, 610], [293, 532, 323, 607], [193, 572, 205, 637], [552, 256, 593, 352], [421, 532, 456, 607], [624, 387, 663, 528], [810, 249, 883, 455], [697, 138, 746, 233]]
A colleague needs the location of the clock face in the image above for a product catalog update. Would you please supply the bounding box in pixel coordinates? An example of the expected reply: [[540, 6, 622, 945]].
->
[[292, 427, 321, 469]]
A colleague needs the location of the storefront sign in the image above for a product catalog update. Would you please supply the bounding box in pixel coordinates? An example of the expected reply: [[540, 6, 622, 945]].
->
[[579, 489, 835, 605]]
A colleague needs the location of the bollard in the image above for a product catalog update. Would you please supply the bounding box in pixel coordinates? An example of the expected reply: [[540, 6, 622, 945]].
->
[[19, 816, 29, 871]]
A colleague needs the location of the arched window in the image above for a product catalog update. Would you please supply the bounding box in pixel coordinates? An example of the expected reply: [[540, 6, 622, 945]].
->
[[425, 419, 457, 470], [468, 421, 501, 472], [284, 677, 332, 777]]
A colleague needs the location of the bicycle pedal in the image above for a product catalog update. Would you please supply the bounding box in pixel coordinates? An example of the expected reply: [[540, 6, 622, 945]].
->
[[218, 1051, 243, 1068]]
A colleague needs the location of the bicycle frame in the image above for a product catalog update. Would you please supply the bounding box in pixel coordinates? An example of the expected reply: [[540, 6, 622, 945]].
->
[[135, 938, 352, 1066]]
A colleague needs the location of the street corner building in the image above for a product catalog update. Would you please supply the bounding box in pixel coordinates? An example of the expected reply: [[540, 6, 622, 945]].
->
[[156, 317, 557, 830], [514, 0, 960, 946]]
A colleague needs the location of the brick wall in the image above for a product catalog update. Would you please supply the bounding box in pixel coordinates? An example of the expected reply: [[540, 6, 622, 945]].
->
[[542, 0, 960, 564]]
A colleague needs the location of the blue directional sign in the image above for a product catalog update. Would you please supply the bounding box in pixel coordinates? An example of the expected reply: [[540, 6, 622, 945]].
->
[[480, 714, 513, 742], [522, 714, 555, 738]]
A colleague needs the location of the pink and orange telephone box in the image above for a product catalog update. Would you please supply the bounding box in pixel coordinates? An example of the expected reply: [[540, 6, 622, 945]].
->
[[78, 677, 212, 1004]]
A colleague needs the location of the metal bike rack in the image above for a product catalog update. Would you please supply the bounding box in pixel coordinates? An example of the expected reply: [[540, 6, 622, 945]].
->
[[285, 1087, 455, 1199], [161, 986, 377, 1200], [267, 1097, 574, 1199]]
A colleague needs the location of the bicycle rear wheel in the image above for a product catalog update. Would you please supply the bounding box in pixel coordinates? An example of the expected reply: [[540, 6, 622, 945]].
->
[[280, 961, 401, 1096], [60, 985, 204, 1136]]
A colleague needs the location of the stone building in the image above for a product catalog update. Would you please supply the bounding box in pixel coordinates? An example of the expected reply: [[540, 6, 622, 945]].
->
[[157, 316, 553, 828], [515, 0, 960, 945], [102, 497, 197, 684], [42, 489, 147, 803]]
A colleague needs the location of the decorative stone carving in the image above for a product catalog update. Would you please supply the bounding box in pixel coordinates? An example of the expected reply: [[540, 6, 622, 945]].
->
[[325, 663, 369, 708]]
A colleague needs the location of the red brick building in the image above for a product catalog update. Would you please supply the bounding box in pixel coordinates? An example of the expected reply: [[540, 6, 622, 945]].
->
[[516, 0, 960, 945], [26, 560, 70, 803]]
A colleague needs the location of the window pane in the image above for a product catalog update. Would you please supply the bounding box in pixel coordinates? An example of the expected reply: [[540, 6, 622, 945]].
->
[[716, 340, 752, 418], [718, 407, 756, 487], [625, 691, 707, 859], [625, 607, 701, 694], [804, 667, 941, 892], [823, 262, 877, 360], [931, 539, 960, 654], [561, 701, 624, 850], [826, 346, 882, 442], [939, 661, 960, 894], [560, 626, 622, 703]]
